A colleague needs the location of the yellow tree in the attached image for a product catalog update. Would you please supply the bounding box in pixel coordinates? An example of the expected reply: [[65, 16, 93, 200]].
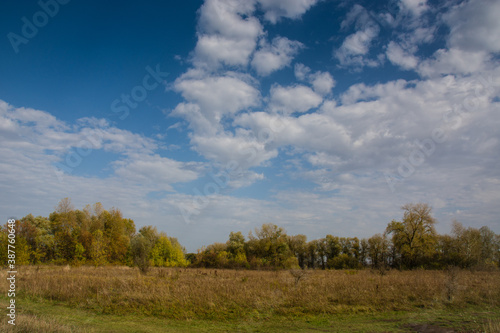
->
[[89, 229, 107, 266], [385, 203, 437, 269]]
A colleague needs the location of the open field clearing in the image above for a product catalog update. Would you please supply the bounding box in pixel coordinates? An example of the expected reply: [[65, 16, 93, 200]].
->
[[1, 266, 499, 332]]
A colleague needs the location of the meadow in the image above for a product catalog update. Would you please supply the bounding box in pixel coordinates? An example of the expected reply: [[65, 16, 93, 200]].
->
[[1, 266, 500, 332]]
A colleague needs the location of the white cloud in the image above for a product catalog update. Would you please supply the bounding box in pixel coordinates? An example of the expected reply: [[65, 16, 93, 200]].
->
[[340, 27, 378, 56], [310, 72, 335, 95], [257, 0, 319, 23], [251, 37, 303, 76], [399, 0, 428, 17], [174, 70, 260, 122], [113, 154, 200, 191], [335, 3, 382, 68], [335, 26, 381, 67], [269, 84, 323, 114], [294, 63, 311, 81], [171, 103, 220, 136], [445, 0, 500, 53], [418, 48, 490, 77], [195, 35, 260, 68], [194, 0, 263, 68], [227, 170, 265, 189], [191, 132, 278, 168], [235, 111, 351, 156], [198, 0, 258, 38], [295, 64, 335, 95], [0, 102, 158, 156], [386, 41, 419, 70]]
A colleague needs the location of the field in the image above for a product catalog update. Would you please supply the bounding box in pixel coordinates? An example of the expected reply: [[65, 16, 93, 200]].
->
[[1, 266, 500, 332]]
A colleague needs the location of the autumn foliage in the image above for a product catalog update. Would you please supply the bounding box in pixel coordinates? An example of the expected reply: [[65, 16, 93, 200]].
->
[[1, 200, 499, 271], [0, 198, 187, 269]]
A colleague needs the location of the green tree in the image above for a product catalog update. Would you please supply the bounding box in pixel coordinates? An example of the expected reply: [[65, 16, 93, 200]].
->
[[359, 238, 369, 267], [246, 224, 296, 269], [368, 234, 389, 268], [287, 234, 308, 268], [130, 228, 158, 273], [226, 231, 248, 267]]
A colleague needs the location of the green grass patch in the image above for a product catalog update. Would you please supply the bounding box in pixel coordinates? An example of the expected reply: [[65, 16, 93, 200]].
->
[[1, 296, 499, 332]]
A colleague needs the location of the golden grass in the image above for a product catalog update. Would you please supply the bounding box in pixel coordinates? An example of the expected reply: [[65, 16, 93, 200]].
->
[[485, 318, 500, 333], [0, 312, 91, 333], [2, 266, 499, 320]]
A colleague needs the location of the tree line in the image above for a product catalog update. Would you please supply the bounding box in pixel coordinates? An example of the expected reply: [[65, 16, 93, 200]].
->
[[0, 198, 187, 271], [189, 203, 500, 270], [1, 200, 499, 271]]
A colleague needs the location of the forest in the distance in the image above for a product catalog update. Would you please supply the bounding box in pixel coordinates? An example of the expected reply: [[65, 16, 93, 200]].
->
[[1, 199, 499, 272]]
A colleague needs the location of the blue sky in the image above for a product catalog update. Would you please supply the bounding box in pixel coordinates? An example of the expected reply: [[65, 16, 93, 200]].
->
[[1, 0, 499, 251]]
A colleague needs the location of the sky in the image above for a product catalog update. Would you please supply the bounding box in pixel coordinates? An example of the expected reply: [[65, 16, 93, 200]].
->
[[0, 0, 499, 252]]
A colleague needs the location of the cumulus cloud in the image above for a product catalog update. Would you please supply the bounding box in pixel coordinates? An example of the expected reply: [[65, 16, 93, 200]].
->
[[386, 41, 419, 70], [251, 37, 303, 76], [257, 0, 319, 23], [0, 101, 203, 226], [337, 26, 380, 58], [0, 101, 158, 156], [113, 154, 200, 191], [191, 132, 278, 169], [269, 84, 323, 114], [399, 0, 429, 17], [194, 0, 263, 68], [335, 5, 381, 67], [418, 48, 490, 77], [171, 103, 220, 136], [294, 64, 335, 95], [235, 111, 351, 156], [445, 0, 500, 53], [195, 35, 260, 68], [174, 70, 260, 122]]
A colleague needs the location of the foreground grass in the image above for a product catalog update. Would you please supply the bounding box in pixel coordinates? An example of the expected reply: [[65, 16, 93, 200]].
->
[[1, 297, 499, 332], [1, 266, 499, 331]]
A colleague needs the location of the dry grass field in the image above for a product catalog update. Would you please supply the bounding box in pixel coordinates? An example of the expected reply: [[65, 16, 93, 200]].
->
[[1, 266, 500, 332]]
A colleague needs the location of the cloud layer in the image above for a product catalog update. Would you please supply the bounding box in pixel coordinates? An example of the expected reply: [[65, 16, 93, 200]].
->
[[2, 0, 500, 251]]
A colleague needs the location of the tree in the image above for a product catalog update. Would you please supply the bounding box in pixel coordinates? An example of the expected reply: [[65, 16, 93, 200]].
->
[[246, 224, 296, 269], [54, 229, 77, 262], [74, 242, 86, 264], [150, 234, 188, 267], [89, 229, 107, 266], [195, 243, 228, 268], [226, 231, 248, 267], [305, 240, 320, 269], [55, 197, 74, 214], [385, 203, 437, 269], [130, 234, 154, 273], [367, 234, 389, 268], [451, 221, 498, 269], [359, 238, 369, 267], [130, 226, 160, 273], [323, 235, 341, 268], [287, 234, 307, 268]]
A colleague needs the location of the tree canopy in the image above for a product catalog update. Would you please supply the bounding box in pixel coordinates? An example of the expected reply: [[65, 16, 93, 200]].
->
[[1, 200, 499, 271]]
